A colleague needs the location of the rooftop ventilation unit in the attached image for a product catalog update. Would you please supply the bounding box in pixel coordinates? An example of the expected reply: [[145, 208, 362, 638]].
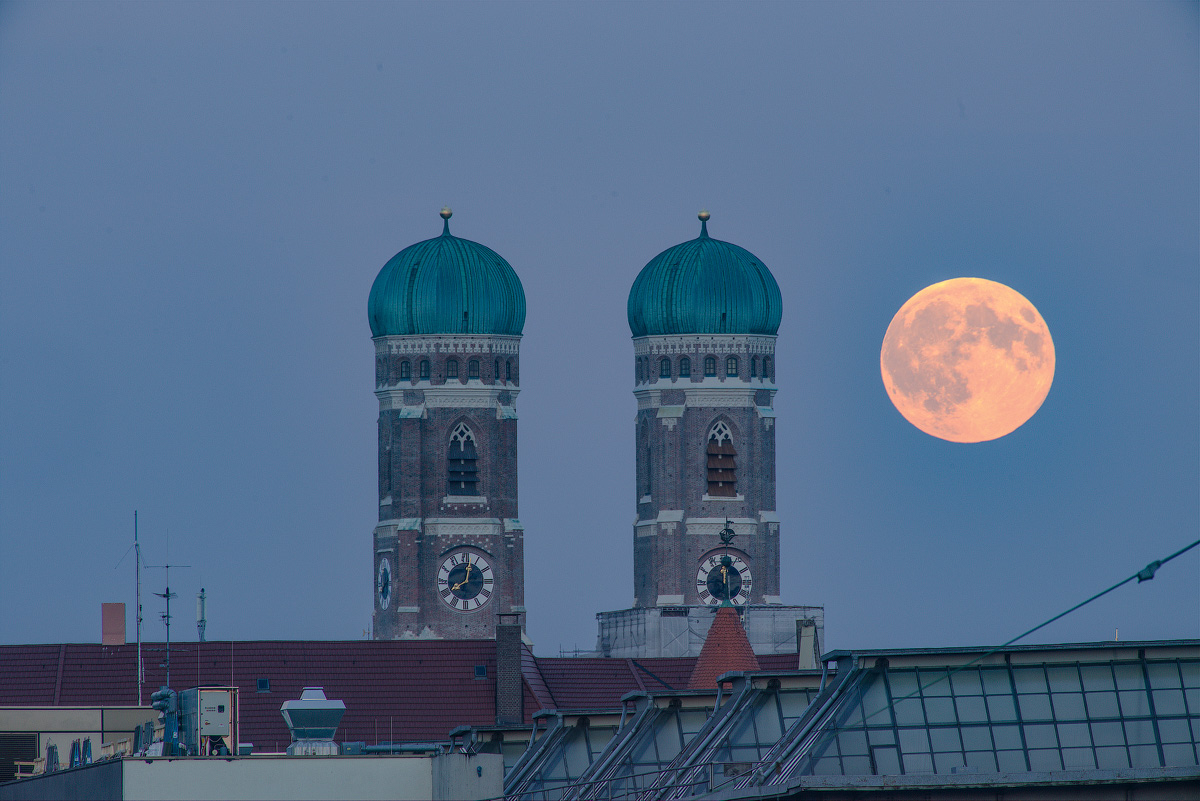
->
[[281, 687, 346, 756]]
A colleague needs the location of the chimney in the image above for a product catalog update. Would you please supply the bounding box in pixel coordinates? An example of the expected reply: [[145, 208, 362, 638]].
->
[[102, 603, 126, 645], [797, 618, 818, 670], [495, 613, 524, 726]]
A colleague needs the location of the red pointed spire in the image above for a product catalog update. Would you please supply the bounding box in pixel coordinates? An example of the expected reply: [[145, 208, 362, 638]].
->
[[688, 605, 760, 689]]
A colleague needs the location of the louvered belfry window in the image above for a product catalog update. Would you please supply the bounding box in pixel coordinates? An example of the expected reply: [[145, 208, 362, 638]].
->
[[448, 423, 479, 495], [707, 421, 736, 497]]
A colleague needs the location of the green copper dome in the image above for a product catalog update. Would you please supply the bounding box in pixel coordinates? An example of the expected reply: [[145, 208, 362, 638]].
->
[[627, 212, 782, 337], [368, 210, 525, 337]]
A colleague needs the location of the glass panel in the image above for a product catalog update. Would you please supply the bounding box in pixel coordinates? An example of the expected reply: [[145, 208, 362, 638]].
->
[[1124, 719, 1156, 745], [1050, 693, 1086, 719], [888, 671, 919, 697], [841, 755, 872, 774], [933, 752, 964, 773], [1090, 720, 1125, 746], [1012, 667, 1048, 694], [1023, 724, 1058, 749], [1056, 722, 1090, 747], [920, 670, 952, 696], [1158, 718, 1191, 743], [986, 694, 1017, 722], [1019, 694, 1053, 720], [679, 709, 709, 736], [1152, 689, 1187, 715], [992, 725, 1023, 749], [928, 727, 961, 753], [1080, 665, 1115, 692], [872, 746, 900, 774], [1162, 743, 1198, 767], [1061, 747, 1096, 769], [1028, 748, 1061, 771], [897, 728, 930, 754], [951, 669, 983, 695], [1193, 717, 1200, 741], [1129, 744, 1161, 768], [957, 695, 989, 723], [1047, 666, 1081, 692], [868, 728, 895, 745], [965, 750, 998, 772], [812, 757, 842, 776], [1119, 690, 1151, 717], [961, 726, 992, 751], [1095, 746, 1130, 769], [996, 750, 1027, 772], [1146, 662, 1183, 689], [1113, 663, 1145, 691], [1180, 662, 1200, 688], [1085, 691, 1119, 717], [751, 702, 783, 744], [838, 730, 869, 756], [893, 698, 925, 726], [860, 679, 891, 726], [980, 668, 1011, 695], [1186, 689, 1200, 713], [924, 697, 956, 724], [902, 752, 933, 773]]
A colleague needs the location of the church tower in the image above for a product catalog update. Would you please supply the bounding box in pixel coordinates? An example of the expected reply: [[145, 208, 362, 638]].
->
[[368, 209, 526, 640], [626, 211, 783, 609]]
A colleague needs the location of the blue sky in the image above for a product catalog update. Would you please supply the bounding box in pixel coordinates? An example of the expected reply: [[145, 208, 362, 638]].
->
[[1, 1, 1196, 653]]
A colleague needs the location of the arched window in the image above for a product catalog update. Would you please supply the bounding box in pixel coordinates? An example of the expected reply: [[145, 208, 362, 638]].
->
[[448, 423, 479, 496], [468, 359, 480, 380], [400, 360, 412, 381], [636, 359, 643, 383], [763, 356, 772, 380], [505, 359, 512, 382], [726, 356, 738, 377], [447, 359, 459, 380], [660, 358, 671, 379], [419, 360, 431, 381], [750, 357, 757, 378], [495, 359, 500, 382], [704, 356, 717, 377], [707, 422, 736, 497], [679, 357, 691, 377]]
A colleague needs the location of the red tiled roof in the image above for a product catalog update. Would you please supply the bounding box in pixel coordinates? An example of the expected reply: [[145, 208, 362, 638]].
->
[[688, 606, 760, 689], [0, 639, 801, 746]]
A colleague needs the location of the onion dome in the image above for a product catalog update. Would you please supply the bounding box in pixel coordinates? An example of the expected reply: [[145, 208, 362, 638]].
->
[[368, 209, 526, 337], [628, 211, 782, 337]]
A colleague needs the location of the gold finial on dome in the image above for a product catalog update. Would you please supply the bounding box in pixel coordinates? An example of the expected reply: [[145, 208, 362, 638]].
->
[[698, 209, 710, 221], [440, 207, 453, 220]]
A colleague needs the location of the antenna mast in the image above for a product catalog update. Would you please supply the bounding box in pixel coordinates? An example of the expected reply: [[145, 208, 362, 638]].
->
[[135, 511, 143, 705]]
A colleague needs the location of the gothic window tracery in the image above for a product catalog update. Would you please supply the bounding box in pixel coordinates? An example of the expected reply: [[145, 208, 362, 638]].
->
[[704, 356, 717, 377], [726, 356, 738, 376], [448, 422, 479, 496], [468, 359, 480, 380], [400, 360, 411, 381], [680, 357, 691, 377], [447, 359, 459, 380], [419, 360, 431, 381], [660, 358, 671, 379], [706, 421, 736, 497]]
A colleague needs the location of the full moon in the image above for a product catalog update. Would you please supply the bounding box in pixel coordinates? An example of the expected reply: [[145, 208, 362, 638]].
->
[[880, 278, 1055, 443]]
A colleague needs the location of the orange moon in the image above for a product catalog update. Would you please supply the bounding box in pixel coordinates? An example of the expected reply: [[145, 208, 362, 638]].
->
[[880, 278, 1055, 443]]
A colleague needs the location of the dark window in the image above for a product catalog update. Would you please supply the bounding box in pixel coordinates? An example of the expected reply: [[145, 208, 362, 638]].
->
[[679, 357, 691, 377], [447, 359, 459, 380], [257, 678, 270, 692], [468, 359, 480, 380], [636, 359, 643, 383], [763, 356, 772, 380], [0, 734, 38, 783], [704, 356, 717, 377], [474, 665, 488, 679], [419, 360, 431, 380], [726, 356, 738, 376], [495, 359, 500, 382], [707, 422, 736, 497], [448, 423, 479, 495], [506, 359, 512, 382], [399, 360, 411, 381], [660, 358, 671, 379], [750, 357, 757, 377]]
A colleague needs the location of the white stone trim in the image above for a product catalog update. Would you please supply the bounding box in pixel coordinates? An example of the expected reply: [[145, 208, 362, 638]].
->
[[503, 518, 524, 531], [497, 405, 518, 420], [639, 495, 652, 504], [442, 495, 487, 505], [755, 406, 776, 418], [632, 334, 776, 356], [763, 595, 782, 605], [393, 606, 420, 614], [657, 510, 685, 523], [656, 594, 685, 606], [374, 547, 395, 554], [758, 511, 780, 523], [424, 519, 503, 538], [374, 335, 521, 355], [701, 493, 746, 502], [656, 405, 685, 418], [376, 518, 422, 532], [686, 518, 756, 537], [634, 385, 771, 410]]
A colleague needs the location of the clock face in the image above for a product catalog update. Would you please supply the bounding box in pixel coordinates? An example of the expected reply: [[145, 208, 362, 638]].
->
[[437, 551, 494, 612], [696, 552, 752, 606], [377, 557, 392, 610]]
